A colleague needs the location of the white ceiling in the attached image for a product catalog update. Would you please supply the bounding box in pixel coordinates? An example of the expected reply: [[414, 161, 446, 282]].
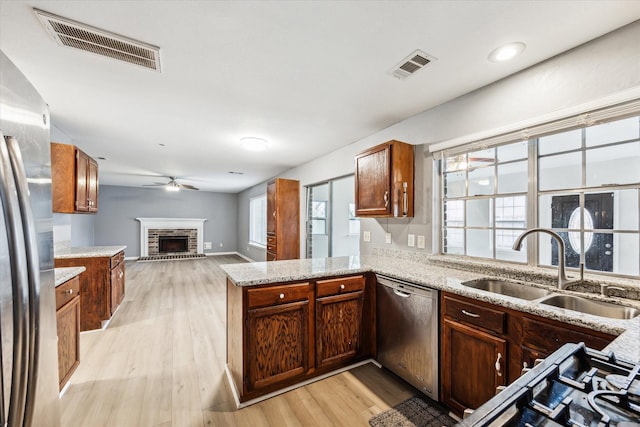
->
[[1, 1, 639, 193]]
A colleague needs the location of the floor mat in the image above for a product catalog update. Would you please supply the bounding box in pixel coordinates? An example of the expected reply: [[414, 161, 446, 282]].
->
[[369, 396, 457, 427]]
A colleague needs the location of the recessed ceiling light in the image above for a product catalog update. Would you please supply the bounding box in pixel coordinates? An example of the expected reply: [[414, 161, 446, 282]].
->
[[488, 42, 526, 62], [97, 156, 107, 160], [240, 137, 268, 151], [228, 171, 244, 175]]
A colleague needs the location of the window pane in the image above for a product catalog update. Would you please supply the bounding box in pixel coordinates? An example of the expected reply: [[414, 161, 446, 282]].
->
[[603, 189, 639, 231], [468, 148, 495, 168], [497, 161, 527, 194], [496, 230, 527, 262], [538, 193, 572, 229], [445, 154, 467, 172], [444, 200, 464, 226], [538, 129, 582, 155], [612, 233, 640, 275], [495, 196, 526, 225], [586, 141, 640, 186], [538, 152, 581, 191], [467, 199, 492, 227], [444, 171, 466, 197], [467, 229, 492, 258], [249, 195, 267, 245], [469, 167, 494, 195], [586, 116, 639, 147], [497, 141, 528, 162], [443, 228, 464, 254]]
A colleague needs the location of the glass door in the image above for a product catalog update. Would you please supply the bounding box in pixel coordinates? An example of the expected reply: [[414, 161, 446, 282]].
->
[[306, 175, 359, 258]]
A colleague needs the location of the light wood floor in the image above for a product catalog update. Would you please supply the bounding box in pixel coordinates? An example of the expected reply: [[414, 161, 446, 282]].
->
[[59, 255, 416, 427]]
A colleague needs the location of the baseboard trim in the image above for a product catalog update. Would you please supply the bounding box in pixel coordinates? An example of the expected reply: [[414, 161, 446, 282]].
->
[[225, 358, 377, 409]]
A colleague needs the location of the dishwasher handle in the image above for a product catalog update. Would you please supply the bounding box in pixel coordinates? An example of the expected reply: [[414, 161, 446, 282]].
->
[[393, 289, 411, 298]]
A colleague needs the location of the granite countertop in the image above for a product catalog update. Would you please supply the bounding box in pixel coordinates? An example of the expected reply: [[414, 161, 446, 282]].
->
[[54, 266, 86, 286], [55, 245, 127, 259], [221, 251, 640, 363]]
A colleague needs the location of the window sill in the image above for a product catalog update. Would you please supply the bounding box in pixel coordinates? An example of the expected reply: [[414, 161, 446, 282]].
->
[[248, 242, 266, 250]]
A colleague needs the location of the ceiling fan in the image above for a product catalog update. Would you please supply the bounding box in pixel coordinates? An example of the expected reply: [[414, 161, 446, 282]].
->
[[143, 177, 199, 191]]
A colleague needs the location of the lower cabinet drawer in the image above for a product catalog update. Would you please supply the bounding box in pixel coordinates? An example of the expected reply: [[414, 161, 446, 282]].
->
[[316, 275, 365, 297], [56, 276, 80, 310], [443, 295, 506, 334], [247, 283, 311, 309]]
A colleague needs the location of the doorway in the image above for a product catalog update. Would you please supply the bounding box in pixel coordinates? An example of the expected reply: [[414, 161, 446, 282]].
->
[[550, 193, 613, 272], [306, 175, 360, 258]]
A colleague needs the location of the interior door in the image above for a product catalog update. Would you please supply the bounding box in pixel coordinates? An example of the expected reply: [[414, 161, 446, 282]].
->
[[550, 193, 613, 271]]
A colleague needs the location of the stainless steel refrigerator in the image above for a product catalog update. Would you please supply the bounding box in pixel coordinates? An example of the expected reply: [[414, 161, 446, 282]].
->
[[1, 51, 61, 426]]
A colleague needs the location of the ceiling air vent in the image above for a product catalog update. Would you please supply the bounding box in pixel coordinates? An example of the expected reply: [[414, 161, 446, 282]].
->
[[389, 50, 436, 80], [34, 8, 161, 72]]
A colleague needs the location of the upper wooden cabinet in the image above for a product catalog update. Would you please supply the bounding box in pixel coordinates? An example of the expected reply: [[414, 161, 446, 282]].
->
[[266, 178, 300, 261], [354, 140, 414, 217], [51, 142, 99, 213]]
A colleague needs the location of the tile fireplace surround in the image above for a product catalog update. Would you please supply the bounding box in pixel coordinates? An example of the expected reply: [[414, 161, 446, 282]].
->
[[136, 218, 207, 257]]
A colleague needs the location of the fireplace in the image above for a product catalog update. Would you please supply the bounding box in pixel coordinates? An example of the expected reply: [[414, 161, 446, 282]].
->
[[136, 218, 207, 257], [159, 236, 189, 254]]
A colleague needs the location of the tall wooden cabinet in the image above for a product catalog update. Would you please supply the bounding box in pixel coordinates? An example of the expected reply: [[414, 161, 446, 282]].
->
[[266, 178, 300, 261], [354, 140, 414, 217], [51, 142, 99, 213]]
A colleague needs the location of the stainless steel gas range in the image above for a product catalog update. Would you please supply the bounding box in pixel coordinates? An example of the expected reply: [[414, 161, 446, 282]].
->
[[460, 343, 640, 427]]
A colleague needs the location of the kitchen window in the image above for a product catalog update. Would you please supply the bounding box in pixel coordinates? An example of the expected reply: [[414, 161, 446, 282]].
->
[[440, 111, 640, 277], [249, 195, 267, 247]]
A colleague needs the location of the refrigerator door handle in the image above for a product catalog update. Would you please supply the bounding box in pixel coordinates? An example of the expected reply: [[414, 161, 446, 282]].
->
[[0, 133, 30, 427], [6, 136, 42, 427]]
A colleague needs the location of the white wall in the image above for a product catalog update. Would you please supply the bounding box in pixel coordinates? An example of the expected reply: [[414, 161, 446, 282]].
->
[[235, 20, 640, 260]]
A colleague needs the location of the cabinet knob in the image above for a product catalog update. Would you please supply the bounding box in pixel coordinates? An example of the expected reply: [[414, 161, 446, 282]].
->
[[65, 289, 73, 294], [340, 284, 345, 290], [279, 293, 285, 299], [495, 352, 503, 377], [383, 190, 389, 208]]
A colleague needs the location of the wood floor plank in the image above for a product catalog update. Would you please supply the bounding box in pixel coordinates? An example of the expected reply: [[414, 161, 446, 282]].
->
[[58, 255, 417, 426]]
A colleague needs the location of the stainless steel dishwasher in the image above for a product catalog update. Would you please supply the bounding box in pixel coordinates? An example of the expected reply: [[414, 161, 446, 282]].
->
[[376, 275, 439, 401]]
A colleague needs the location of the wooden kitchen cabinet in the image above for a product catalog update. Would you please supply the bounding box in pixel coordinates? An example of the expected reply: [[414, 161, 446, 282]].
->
[[51, 142, 99, 213], [246, 283, 311, 391], [55, 250, 125, 331], [440, 292, 616, 416], [266, 178, 300, 261], [354, 140, 414, 217], [56, 275, 81, 390], [315, 275, 365, 369], [441, 295, 507, 415], [227, 273, 375, 404]]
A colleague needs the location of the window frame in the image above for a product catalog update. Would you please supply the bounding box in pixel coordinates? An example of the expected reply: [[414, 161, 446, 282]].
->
[[437, 112, 640, 279]]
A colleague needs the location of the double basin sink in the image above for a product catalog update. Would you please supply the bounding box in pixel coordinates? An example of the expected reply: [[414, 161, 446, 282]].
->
[[461, 279, 639, 320]]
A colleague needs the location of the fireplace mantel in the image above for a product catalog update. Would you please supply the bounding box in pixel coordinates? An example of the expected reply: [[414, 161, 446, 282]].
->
[[136, 218, 207, 257]]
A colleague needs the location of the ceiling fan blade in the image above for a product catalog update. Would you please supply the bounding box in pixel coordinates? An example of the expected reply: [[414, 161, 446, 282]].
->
[[178, 184, 199, 190], [142, 183, 168, 187]]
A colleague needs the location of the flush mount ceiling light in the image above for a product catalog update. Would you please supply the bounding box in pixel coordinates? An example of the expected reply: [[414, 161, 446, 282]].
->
[[488, 42, 526, 62], [240, 137, 268, 151]]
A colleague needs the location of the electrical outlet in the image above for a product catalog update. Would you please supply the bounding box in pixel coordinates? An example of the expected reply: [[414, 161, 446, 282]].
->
[[219, 242, 224, 247], [204, 242, 212, 249], [417, 235, 425, 249], [363, 231, 371, 242], [408, 234, 415, 247], [385, 232, 392, 244]]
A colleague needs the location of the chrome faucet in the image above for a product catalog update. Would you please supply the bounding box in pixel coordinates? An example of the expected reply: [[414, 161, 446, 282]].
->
[[512, 228, 581, 290]]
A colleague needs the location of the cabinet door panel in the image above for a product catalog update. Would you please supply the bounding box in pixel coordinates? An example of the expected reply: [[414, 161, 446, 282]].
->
[[75, 151, 89, 211], [355, 144, 391, 216], [316, 291, 363, 368], [57, 296, 80, 390], [442, 318, 506, 414], [247, 300, 309, 391], [87, 158, 99, 212]]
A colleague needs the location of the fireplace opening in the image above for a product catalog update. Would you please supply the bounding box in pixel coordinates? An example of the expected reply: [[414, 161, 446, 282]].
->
[[159, 236, 189, 254]]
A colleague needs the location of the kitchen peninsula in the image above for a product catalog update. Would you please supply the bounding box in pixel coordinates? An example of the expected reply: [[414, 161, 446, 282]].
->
[[55, 245, 127, 331], [222, 250, 640, 410]]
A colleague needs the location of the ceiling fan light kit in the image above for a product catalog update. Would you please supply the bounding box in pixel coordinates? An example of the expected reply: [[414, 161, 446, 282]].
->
[[240, 137, 268, 151]]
